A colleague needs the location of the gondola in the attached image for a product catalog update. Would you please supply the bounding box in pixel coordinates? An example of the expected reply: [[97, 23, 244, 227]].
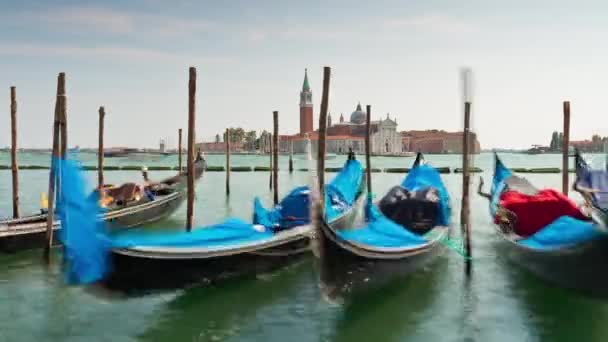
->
[[574, 151, 608, 228], [60, 155, 365, 292], [0, 159, 206, 252], [478, 153, 608, 297], [317, 153, 452, 297]]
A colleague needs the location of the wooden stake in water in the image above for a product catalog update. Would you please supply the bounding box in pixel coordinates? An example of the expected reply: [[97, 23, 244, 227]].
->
[[10, 86, 19, 218], [269, 133, 273, 190], [98, 106, 105, 189], [316, 66, 331, 284], [289, 139, 294, 174], [273, 111, 279, 205], [178, 128, 183, 175], [44, 72, 66, 263], [562, 101, 570, 196], [226, 128, 231, 196], [462, 101, 472, 275], [186, 67, 196, 232], [365, 105, 372, 195]]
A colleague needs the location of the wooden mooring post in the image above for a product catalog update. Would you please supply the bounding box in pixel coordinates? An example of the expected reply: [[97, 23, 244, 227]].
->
[[98, 106, 105, 189], [10, 86, 19, 218], [462, 100, 472, 275], [186, 67, 196, 232], [44, 72, 66, 263], [562, 101, 570, 196], [365, 105, 372, 196], [273, 111, 279, 205], [460, 67, 473, 276], [226, 128, 231, 196], [316, 66, 331, 284], [178, 128, 183, 174], [289, 139, 294, 174], [269, 133, 273, 190]]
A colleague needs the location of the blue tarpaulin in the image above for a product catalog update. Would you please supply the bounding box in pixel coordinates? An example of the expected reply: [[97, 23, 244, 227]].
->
[[336, 160, 450, 248], [57, 159, 111, 284], [402, 163, 451, 226], [336, 202, 427, 247], [575, 153, 608, 212], [519, 215, 604, 250], [490, 155, 513, 217]]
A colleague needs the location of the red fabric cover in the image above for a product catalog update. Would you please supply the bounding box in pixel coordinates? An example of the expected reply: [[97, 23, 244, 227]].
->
[[496, 189, 588, 236]]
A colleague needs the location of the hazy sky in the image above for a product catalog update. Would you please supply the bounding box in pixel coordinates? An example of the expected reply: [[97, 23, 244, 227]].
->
[[0, 0, 607, 149]]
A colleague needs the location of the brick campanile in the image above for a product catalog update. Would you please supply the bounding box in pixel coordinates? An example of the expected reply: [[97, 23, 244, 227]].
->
[[299, 68, 313, 134]]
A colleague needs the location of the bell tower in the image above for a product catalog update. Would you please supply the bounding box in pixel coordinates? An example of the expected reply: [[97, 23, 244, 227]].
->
[[299, 68, 313, 134]]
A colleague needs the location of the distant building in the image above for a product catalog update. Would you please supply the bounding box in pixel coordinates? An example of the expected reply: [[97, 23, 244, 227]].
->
[[402, 130, 481, 154], [289, 70, 403, 155], [299, 69, 314, 135]]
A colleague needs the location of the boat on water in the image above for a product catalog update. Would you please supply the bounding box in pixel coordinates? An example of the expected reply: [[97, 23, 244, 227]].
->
[[478, 153, 608, 297], [60, 155, 365, 292], [103, 148, 171, 160], [316, 153, 452, 297], [574, 151, 608, 227], [0, 159, 206, 252]]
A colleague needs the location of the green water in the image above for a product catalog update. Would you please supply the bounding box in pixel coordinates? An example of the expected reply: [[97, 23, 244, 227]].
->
[[1, 152, 607, 342]]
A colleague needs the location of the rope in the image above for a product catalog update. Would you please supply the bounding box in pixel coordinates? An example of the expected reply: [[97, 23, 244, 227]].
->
[[425, 229, 473, 260]]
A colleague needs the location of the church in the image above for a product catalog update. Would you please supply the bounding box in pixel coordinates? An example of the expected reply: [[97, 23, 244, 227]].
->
[[289, 69, 403, 155]]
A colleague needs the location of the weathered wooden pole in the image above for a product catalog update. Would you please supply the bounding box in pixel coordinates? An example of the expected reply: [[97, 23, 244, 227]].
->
[[316, 66, 331, 285], [365, 105, 372, 195], [226, 128, 231, 196], [562, 101, 570, 196], [289, 139, 294, 173], [98, 106, 105, 189], [59, 89, 68, 159], [10, 86, 19, 218], [462, 101, 472, 275], [178, 128, 183, 174], [186, 67, 196, 232], [269, 133, 273, 190], [317, 67, 331, 210], [273, 111, 279, 205], [44, 72, 66, 262]]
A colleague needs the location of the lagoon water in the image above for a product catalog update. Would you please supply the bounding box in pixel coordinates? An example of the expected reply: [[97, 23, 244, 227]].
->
[[1, 152, 607, 342]]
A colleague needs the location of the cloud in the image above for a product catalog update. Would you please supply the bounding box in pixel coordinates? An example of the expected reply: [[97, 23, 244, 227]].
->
[[0, 43, 233, 64], [382, 14, 478, 35], [17, 5, 215, 37]]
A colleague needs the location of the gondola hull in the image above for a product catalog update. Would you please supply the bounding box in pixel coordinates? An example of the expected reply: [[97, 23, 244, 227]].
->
[[103, 190, 365, 293], [0, 161, 204, 253], [496, 230, 608, 297], [318, 221, 448, 298]]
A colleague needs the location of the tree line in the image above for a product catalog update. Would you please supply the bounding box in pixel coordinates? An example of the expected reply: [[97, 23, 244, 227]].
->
[[549, 131, 608, 152], [214, 128, 273, 151]]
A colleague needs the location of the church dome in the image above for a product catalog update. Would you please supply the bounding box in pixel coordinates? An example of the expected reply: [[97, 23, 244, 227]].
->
[[350, 102, 365, 124]]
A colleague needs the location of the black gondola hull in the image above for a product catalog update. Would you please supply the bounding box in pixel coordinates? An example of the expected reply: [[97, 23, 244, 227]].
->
[[497, 231, 608, 297], [318, 221, 447, 298], [105, 237, 311, 293], [102, 190, 364, 293]]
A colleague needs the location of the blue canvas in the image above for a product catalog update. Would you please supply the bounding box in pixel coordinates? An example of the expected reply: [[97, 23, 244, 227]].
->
[[519, 215, 604, 250]]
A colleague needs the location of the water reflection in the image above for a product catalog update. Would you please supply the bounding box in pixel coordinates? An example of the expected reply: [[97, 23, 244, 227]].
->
[[138, 260, 310, 342], [505, 264, 608, 342], [328, 260, 447, 342]]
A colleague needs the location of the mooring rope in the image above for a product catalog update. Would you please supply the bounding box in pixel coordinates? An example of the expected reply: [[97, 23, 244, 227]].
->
[[424, 229, 473, 260]]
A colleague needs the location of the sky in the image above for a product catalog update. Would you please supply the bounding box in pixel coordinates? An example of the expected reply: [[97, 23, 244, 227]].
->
[[0, 0, 607, 149]]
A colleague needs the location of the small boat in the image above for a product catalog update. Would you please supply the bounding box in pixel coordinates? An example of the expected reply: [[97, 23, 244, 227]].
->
[[0, 159, 206, 252], [479, 153, 608, 297], [60, 156, 365, 292], [317, 153, 452, 297]]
